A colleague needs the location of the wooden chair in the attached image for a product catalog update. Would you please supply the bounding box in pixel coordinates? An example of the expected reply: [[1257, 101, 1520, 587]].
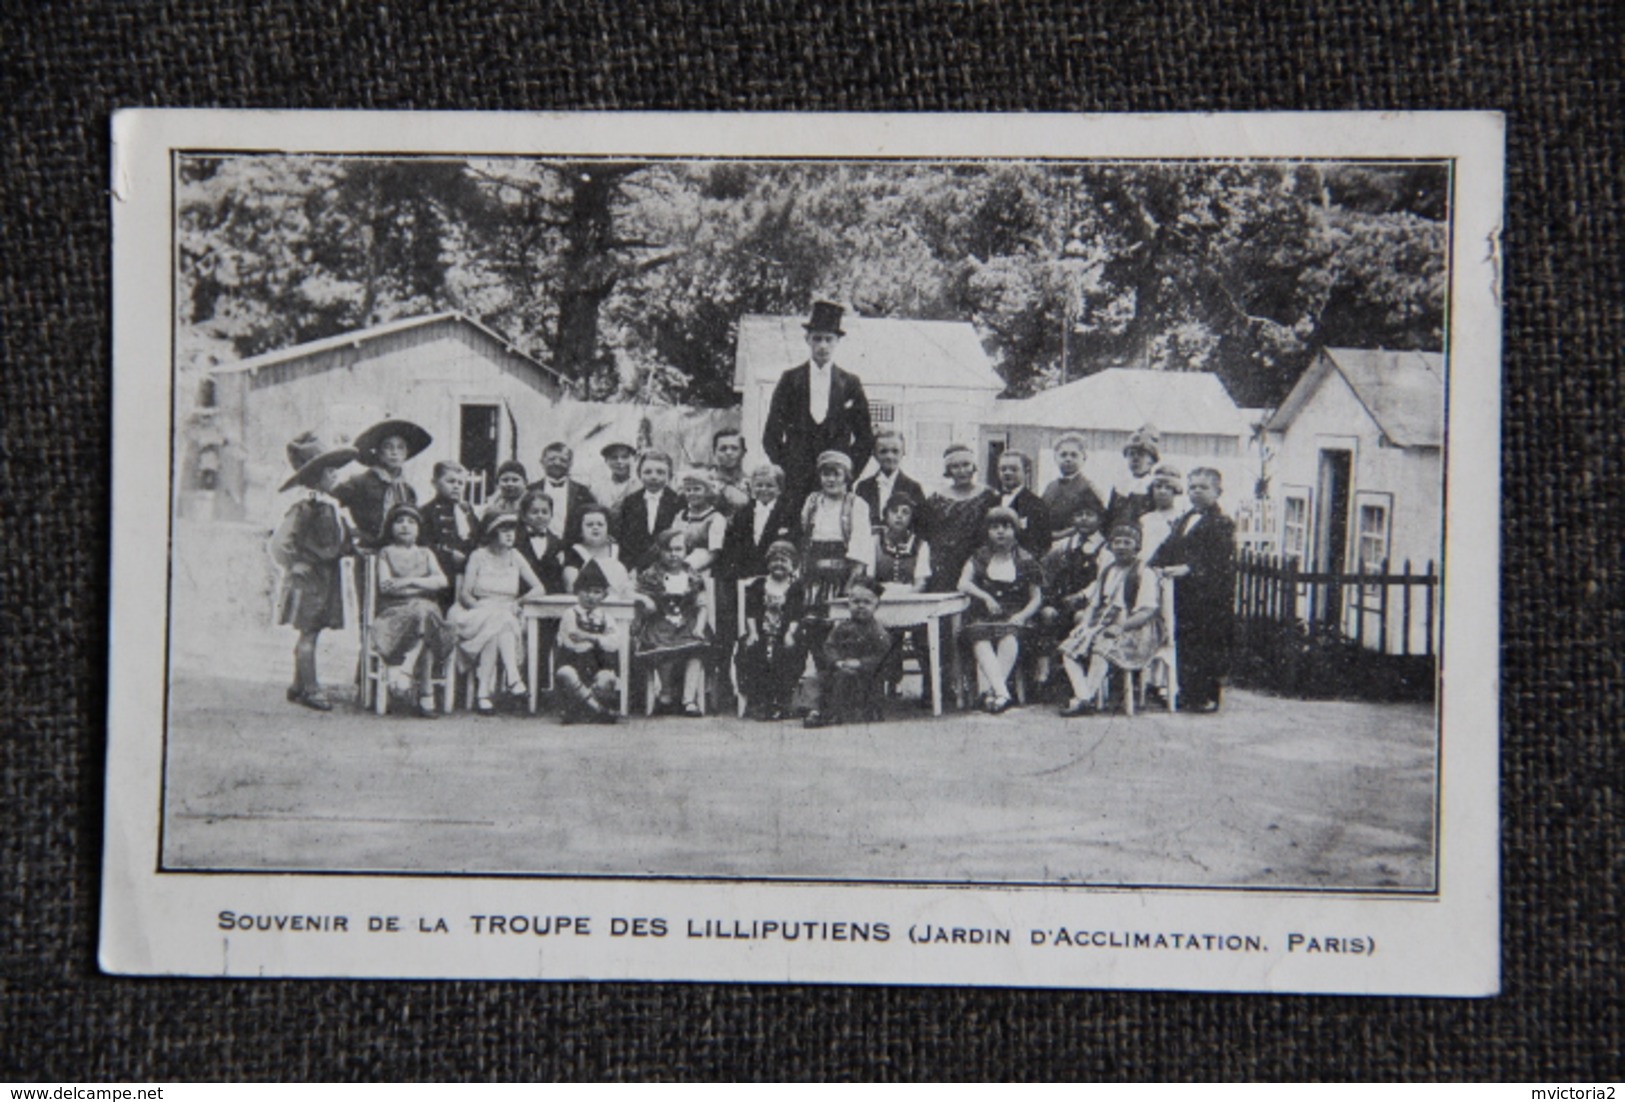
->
[[1093, 576, 1179, 715]]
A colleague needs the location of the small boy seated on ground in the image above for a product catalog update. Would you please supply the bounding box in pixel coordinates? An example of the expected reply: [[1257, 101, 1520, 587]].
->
[[553, 560, 622, 725], [804, 580, 893, 728]]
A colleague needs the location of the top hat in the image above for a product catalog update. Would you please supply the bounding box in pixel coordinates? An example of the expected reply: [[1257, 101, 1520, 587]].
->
[[802, 300, 846, 336], [354, 419, 432, 464], [279, 431, 358, 492]]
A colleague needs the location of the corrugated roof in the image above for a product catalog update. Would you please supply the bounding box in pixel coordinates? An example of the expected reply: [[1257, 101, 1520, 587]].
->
[[213, 311, 565, 385], [734, 314, 1005, 393], [1269, 348, 1444, 447], [987, 368, 1251, 438]]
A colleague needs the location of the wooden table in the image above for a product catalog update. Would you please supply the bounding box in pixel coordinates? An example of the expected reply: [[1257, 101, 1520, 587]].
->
[[826, 591, 970, 716], [521, 595, 637, 716]]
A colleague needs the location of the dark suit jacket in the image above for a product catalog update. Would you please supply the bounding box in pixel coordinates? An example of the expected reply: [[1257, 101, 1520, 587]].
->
[[516, 530, 567, 596], [1148, 507, 1237, 636], [717, 496, 802, 581], [854, 470, 926, 524], [998, 487, 1054, 558], [762, 362, 876, 504], [527, 478, 598, 547], [615, 487, 683, 570]]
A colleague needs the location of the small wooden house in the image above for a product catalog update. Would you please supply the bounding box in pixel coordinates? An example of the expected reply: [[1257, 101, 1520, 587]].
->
[[1261, 347, 1444, 654], [182, 312, 568, 520], [733, 314, 1005, 482], [982, 368, 1253, 493]]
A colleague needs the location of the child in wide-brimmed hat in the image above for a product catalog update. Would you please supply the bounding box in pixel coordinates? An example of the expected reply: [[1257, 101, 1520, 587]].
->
[[448, 511, 541, 714], [370, 503, 456, 717], [736, 540, 807, 721], [333, 418, 431, 549], [271, 431, 358, 711]]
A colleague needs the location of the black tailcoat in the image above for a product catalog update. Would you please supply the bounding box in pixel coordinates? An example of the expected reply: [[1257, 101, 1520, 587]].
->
[[762, 362, 876, 505], [854, 469, 926, 524], [717, 495, 802, 581]]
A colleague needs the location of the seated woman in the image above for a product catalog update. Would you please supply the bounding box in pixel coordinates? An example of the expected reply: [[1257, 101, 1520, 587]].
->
[[958, 506, 1044, 713], [1057, 523, 1164, 716], [449, 512, 541, 715], [370, 504, 456, 718], [633, 527, 712, 717], [561, 504, 632, 598], [735, 540, 806, 721]]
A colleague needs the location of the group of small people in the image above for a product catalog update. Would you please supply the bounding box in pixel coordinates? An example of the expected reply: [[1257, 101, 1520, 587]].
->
[[272, 300, 1235, 727]]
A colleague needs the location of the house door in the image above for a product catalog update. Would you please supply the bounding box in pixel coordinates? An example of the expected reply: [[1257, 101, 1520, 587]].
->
[[1315, 448, 1352, 624], [460, 404, 500, 503], [985, 433, 1009, 490]]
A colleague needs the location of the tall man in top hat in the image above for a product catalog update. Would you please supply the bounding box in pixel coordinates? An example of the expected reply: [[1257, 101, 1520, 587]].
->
[[762, 301, 876, 509]]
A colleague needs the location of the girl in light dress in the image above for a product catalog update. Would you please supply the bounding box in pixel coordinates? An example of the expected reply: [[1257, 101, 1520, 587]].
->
[[450, 512, 541, 714]]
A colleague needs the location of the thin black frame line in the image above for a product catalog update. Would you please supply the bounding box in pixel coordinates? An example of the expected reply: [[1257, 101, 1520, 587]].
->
[[154, 148, 1454, 896]]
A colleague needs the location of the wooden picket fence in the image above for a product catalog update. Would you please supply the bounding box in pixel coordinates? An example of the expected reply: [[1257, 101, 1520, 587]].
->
[[1233, 550, 1439, 701]]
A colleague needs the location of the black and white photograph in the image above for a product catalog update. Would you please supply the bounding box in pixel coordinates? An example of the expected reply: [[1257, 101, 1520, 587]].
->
[[103, 110, 1503, 992]]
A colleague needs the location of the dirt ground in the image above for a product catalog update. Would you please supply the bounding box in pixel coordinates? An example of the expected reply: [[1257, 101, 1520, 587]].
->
[[161, 662, 1438, 890]]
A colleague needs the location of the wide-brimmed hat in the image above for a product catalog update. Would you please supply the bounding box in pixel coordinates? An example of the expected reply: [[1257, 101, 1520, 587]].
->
[[802, 300, 845, 336], [599, 441, 637, 459], [279, 431, 358, 492], [481, 511, 522, 540], [1123, 424, 1161, 461], [573, 558, 611, 593], [1151, 463, 1184, 493], [354, 419, 432, 464], [815, 450, 853, 477]]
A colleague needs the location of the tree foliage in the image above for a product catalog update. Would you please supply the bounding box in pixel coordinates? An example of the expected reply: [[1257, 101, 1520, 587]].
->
[[177, 155, 1448, 409]]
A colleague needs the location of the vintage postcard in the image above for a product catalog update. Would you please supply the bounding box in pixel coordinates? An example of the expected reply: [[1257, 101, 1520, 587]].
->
[[102, 109, 1503, 993]]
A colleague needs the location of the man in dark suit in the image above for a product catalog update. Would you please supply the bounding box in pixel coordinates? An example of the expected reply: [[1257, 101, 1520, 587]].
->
[[616, 449, 683, 569], [1149, 467, 1237, 713], [993, 449, 1053, 558], [529, 441, 598, 547], [718, 462, 802, 583], [854, 429, 926, 525], [762, 301, 876, 508]]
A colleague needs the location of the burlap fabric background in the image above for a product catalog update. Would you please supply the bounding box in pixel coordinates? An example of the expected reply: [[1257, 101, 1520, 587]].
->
[[4, 1, 1619, 1081]]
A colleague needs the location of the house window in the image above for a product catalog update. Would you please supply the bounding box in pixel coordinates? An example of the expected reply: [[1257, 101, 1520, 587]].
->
[[197, 378, 216, 408], [869, 402, 896, 426], [1281, 492, 1310, 566], [1357, 501, 1389, 574]]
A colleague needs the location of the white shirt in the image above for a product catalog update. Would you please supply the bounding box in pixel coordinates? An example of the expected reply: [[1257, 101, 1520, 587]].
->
[[752, 500, 777, 546], [808, 362, 832, 425], [873, 471, 897, 517], [643, 489, 666, 534], [808, 494, 873, 566], [542, 479, 570, 537]]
